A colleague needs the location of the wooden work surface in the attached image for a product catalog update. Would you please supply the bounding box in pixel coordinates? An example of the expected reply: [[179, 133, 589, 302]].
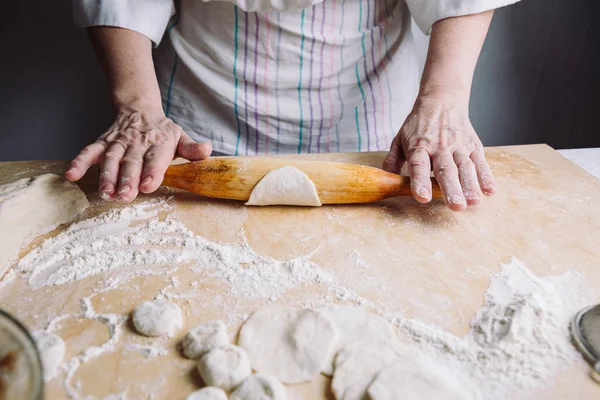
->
[[1, 144, 599, 399]]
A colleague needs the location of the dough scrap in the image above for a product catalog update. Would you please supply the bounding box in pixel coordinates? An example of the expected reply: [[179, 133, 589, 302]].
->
[[182, 320, 230, 359], [197, 345, 251, 392], [245, 166, 322, 206], [186, 387, 228, 400], [368, 357, 476, 400], [332, 340, 407, 400], [230, 374, 286, 400], [238, 305, 338, 384], [132, 300, 183, 337], [0, 174, 88, 278], [317, 305, 397, 376], [32, 330, 65, 381]]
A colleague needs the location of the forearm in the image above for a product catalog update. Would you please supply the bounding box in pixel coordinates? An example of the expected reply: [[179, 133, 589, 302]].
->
[[88, 26, 162, 112], [419, 10, 494, 108]]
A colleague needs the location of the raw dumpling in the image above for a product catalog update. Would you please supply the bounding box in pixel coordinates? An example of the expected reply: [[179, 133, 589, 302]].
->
[[245, 166, 321, 206]]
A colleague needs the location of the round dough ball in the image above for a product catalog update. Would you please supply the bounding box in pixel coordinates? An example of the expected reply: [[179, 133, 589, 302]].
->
[[182, 320, 230, 359], [332, 341, 406, 400], [367, 357, 476, 400], [186, 387, 228, 400], [230, 374, 286, 400], [238, 306, 338, 384], [132, 299, 183, 337], [317, 304, 396, 375], [32, 330, 65, 381], [197, 345, 251, 392]]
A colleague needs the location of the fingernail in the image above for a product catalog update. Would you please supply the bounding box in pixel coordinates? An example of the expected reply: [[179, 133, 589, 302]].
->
[[100, 184, 114, 201], [417, 187, 431, 199], [141, 177, 152, 187], [449, 195, 465, 205], [118, 185, 130, 195], [67, 168, 76, 174]]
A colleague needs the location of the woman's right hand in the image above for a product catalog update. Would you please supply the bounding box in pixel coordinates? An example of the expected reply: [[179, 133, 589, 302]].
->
[[65, 104, 212, 203]]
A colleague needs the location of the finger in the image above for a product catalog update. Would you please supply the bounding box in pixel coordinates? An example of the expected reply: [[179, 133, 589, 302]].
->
[[139, 144, 178, 194], [176, 131, 212, 161], [99, 142, 126, 201], [382, 136, 406, 174], [116, 145, 147, 203], [453, 151, 481, 207], [65, 142, 106, 181], [432, 152, 466, 212], [407, 148, 432, 203], [470, 149, 497, 196]]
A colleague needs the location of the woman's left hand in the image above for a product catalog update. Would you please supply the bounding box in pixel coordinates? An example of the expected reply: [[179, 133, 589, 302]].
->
[[382, 93, 497, 212]]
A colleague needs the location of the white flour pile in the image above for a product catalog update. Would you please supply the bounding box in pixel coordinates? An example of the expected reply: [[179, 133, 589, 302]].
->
[[18, 199, 333, 300], [12, 200, 593, 399], [394, 258, 588, 398]]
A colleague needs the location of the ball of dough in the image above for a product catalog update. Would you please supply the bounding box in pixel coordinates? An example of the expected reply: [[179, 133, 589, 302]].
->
[[132, 299, 183, 337], [32, 330, 65, 381], [197, 345, 251, 392], [238, 305, 338, 384], [181, 320, 230, 359], [332, 341, 407, 400], [186, 387, 228, 400], [230, 374, 286, 400], [317, 305, 397, 375]]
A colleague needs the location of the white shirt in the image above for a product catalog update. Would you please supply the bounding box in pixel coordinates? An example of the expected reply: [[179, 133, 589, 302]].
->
[[74, 0, 519, 156]]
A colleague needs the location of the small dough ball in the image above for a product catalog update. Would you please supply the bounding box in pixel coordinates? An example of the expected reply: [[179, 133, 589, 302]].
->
[[32, 330, 65, 381], [230, 374, 286, 400], [198, 345, 251, 392], [132, 299, 183, 337], [238, 305, 338, 384], [186, 387, 228, 400], [182, 320, 230, 359]]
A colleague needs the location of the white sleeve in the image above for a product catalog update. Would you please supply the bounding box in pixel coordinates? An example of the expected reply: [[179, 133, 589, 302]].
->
[[72, 0, 175, 45], [406, 0, 521, 34]]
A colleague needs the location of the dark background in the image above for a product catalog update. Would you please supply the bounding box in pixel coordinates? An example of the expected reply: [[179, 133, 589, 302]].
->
[[0, 0, 598, 161]]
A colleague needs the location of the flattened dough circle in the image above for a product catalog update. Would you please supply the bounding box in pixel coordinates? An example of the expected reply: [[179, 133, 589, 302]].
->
[[245, 166, 322, 206], [238, 305, 338, 383]]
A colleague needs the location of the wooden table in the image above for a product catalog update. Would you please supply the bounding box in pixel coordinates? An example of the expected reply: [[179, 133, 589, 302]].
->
[[0, 145, 599, 399]]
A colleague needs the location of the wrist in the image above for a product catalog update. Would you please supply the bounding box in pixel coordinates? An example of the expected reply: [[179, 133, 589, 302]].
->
[[417, 85, 470, 109], [113, 95, 164, 115]]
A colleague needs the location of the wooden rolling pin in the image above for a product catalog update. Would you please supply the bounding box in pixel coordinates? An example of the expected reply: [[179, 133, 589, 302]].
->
[[162, 157, 442, 204]]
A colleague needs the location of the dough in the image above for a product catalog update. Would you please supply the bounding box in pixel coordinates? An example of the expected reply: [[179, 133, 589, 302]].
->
[[181, 320, 230, 359], [32, 330, 65, 381], [238, 305, 338, 384], [331, 340, 407, 400], [367, 357, 475, 400], [132, 299, 183, 337], [245, 166, 322, 206], [230, 374, 286, 400], [317, 305, 397, 375], [197, 345, 251, 392], [186, 387, 228, 400], [0, 174, 88, 278]]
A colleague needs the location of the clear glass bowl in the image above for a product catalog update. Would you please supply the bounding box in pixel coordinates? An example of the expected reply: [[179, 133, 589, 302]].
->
[[0, 309, 43, 400]]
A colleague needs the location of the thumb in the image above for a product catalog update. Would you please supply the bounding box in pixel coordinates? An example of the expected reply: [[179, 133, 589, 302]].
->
[[176, 131, 212, 161], [382, 136, 405, 174]]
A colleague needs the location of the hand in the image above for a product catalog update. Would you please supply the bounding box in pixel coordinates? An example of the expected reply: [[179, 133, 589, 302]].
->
[[65, 105, 212, 202], [382, 94, 497, 212]]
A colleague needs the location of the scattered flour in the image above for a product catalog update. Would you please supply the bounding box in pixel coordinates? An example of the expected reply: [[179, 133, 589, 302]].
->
[[17, 200, 334, 301], [393, 258, 589, 398], [125, 342, 168, 359]]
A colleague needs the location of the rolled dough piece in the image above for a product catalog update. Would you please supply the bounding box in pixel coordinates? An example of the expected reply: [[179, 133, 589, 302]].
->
[[132, 299, 183, 337], [0, 174, 89, 279], [245, 166, 322, 206], [197, 345, 251, 392], [186, 387, 228, 400], [32, 330, 65, 381], [317, 305, 397, 376], [230, 374, 286, 400], [367, 357, 475, 400], [238, 305, 338, 384], [181, 320, 230, 359], [331, 340, 407, 400]]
